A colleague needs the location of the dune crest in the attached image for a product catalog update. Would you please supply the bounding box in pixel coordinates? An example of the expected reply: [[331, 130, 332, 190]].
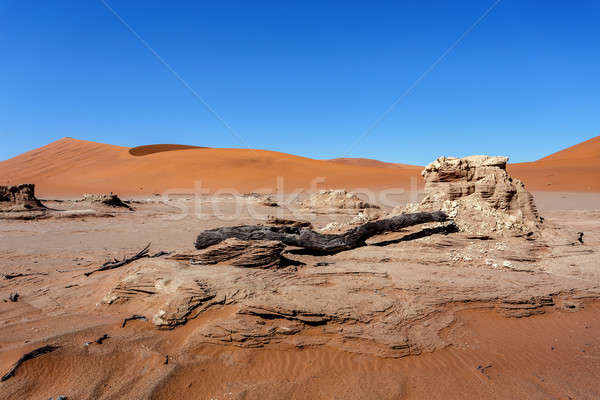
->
[[0, 138, 421, 196], [0, 136, 598, 195], [508, 136, 600, 191], [128, 144, 208, 156]]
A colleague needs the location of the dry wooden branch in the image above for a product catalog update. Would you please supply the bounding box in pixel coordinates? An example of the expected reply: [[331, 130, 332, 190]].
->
[[195, 211, 448, 254], [370, 222, 458, 247], [150, 251, 170, 258], [95, 334, 109, 344], [121, 314, 147, 328], [3, 272, 48, 280], [85, 244, 151, 277], [1, 344, 59, 381]]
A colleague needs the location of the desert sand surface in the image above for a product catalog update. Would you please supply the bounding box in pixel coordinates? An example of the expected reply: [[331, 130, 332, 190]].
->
[[1, 142, 599, 399], [1, 187, 600, 399], [1, 136, 598, 197]]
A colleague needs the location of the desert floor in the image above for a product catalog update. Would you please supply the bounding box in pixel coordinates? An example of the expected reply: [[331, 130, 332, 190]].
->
[[1, 191, 599, 399]]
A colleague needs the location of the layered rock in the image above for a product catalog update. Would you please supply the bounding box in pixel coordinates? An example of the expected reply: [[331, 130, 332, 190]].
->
[[264, 216, 313, 229], [298, 189, 379, 212], [319, 209, 381, 232], [404, 156, 541, 235], [170, 238, 287, 268], [0, 184, 46, 212], [101, 259, 220, 329]]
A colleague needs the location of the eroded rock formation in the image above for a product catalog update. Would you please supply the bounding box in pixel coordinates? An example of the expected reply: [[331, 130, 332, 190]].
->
[[264, 216, 313, 229], [0, 184, 46, 212], [298, 189, 379, 212], [403, 156, 541, 235], [101, 259, 220, 329], [81, 193, 133, 210]]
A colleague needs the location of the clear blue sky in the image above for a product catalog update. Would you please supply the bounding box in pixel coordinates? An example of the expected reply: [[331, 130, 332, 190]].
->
[[1, 1, 599, 164]]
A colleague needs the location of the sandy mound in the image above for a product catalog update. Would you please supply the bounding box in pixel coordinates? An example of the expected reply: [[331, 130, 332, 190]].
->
[[401, 156, 541, 235], [241, 192, 279, 207], [81, 193, 133, 210], [298, 189, 379, 212]]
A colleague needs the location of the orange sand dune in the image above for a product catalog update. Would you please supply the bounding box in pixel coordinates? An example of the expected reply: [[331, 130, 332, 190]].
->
[[508, 136, 600, 192], [1, 136, 598, 196], [327, 157, 418, 169], [0, 138, 422, 196], [332, 137, 600, 192], [538, 135, 600, 163]]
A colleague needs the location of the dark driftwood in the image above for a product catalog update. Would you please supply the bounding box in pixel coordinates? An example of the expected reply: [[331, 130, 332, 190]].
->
[[3, 272, 48, 280], [195, 211, 447, 254], [370, 222, 459, 247], [150, 251, 170, 258], [85, 244, 151, 277], [95, 334, 110, 344], [122, 314, 147, 328], [1, 344, 59, 381]]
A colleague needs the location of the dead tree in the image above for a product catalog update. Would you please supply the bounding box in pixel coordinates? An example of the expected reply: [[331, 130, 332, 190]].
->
[[85, 244, 151, 277], [195, 211, 447, 254]]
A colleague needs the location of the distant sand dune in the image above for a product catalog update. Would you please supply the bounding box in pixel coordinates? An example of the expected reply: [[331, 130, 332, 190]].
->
[[508, 136, 600, 192], [0, 138, 421, 196], [0, 136, 598, 196], [327, 157, 419, 169]]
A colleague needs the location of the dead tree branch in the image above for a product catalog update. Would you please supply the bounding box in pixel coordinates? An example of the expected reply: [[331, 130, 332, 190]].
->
[[195, 211, 448, 254], [85, 244, 151, 277], [3, 272, 48, 280], [121, 314, 147, 328], [2, 345, 59, 381]]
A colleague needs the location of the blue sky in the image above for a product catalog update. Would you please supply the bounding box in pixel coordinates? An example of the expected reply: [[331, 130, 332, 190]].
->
[[1, 1, 599, 164]]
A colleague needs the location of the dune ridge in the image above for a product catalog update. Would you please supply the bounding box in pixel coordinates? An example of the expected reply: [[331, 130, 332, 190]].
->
[[129, 144, 208, 157], [0, 138, 421, 196], [508, 136, 600, 192], [0, 136, 598, 196]]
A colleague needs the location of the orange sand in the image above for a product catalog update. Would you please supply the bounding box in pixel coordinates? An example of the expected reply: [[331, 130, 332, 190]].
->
[[128, 144, 208, 156], [508, 136, 600, 192], [0, 136, 598, 196], [0, 138, 422, 196]]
